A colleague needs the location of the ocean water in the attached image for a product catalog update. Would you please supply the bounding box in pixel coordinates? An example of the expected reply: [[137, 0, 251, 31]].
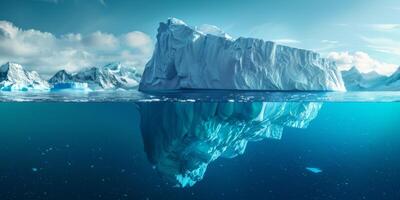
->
[[0, 91, 400, 200]]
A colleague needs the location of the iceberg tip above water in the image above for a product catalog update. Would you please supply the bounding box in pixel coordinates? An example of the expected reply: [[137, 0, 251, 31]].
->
[[139, 18, 346, 92]]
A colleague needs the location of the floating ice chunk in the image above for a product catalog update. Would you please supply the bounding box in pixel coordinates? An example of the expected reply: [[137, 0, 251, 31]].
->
[[306, 167, 322, 173], [51, 82, 91, 91]]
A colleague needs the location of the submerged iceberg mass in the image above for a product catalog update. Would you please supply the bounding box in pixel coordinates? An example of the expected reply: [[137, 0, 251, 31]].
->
[[0, 62, 49, 91], [49, 62, 141, 90], [139, 18, 346, 91], [138, 101, 322, 187]]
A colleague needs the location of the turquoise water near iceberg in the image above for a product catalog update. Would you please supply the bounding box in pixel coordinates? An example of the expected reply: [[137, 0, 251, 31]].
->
[[0, 92, 399, 199]]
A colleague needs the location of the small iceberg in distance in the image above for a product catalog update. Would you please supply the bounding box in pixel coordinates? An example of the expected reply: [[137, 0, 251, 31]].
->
[[51, 82, 91, 92], [306, 167, 322, 174]]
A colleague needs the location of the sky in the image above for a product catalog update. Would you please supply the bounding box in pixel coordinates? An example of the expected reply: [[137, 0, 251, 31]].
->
[[0, 0, 399, 77]]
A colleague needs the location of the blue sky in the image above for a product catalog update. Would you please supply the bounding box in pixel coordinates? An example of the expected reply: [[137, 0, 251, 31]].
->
[[0, 0, 399, 76]]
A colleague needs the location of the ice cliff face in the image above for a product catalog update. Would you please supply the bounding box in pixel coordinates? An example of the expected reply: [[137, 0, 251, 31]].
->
[[342, 66, 400, 91], [49, 63, 141, 90], [0, 62, 49, 91], [139, 18, 345, 91], [138, 101, 322, 187]]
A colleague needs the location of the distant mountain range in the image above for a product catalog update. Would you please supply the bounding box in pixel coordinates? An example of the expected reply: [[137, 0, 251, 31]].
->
[[341, 66, 400, 91], [0, 62, 141, 91], [0, 61, 399, 91]]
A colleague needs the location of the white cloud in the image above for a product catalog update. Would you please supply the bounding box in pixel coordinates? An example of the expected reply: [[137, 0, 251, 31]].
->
[[0, 20, 153, 77], [362, 36, 400, 57], [272, 38, 301, 45], [327, 51, 398, 76], [321, 40, 339, 44], [82, 31, 119, 50], [99, 0, 106, 6], [367, 24, 400, 31], [313, 40, 342, 52], [123, 31, 153, 54]]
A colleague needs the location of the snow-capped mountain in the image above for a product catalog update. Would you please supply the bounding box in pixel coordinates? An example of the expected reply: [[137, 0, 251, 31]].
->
[[49, 62, 141, 90], [139, 18, 345, 91], [0, 62, 49, 91], [384, 68, 400, 90], [48, 70, 74, 84], [342, 66, 400, 91]]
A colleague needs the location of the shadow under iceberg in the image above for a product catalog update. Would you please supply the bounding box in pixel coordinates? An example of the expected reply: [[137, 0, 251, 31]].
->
[[137, 101, 322, 187]]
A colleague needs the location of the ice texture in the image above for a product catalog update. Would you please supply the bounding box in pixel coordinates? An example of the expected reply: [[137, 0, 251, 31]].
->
[[138, 101, 322, 187], [139, 18, 346, 91]]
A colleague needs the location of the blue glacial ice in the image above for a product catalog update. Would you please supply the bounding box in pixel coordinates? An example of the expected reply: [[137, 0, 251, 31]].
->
[[138, 101, 322, 187], [51, 82, 91, 91], [306, 167, 323, 174]]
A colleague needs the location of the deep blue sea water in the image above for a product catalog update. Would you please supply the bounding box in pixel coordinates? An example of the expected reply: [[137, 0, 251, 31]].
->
[[0, 91, 400, 200]]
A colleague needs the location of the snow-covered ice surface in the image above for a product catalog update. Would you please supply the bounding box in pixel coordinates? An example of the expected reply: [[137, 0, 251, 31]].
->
[[139, 18, 345, 91], [0, 90, 400, 102]]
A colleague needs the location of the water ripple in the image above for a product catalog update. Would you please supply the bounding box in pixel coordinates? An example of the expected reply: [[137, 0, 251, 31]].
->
[[0, 90, 400, 102]]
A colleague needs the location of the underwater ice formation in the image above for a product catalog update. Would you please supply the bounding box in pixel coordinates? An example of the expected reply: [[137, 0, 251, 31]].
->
[[138, 101, 322, 187]]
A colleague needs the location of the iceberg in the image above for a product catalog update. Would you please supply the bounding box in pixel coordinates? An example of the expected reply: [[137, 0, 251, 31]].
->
[[306, 167, 322, 174], [342, 66, 400, 91], [48, 62, 141, 90], [137, 101, 322, 187], [50, 82, 90, 91], [0, 62, 49, 91], [139, 18, 345, 91]]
